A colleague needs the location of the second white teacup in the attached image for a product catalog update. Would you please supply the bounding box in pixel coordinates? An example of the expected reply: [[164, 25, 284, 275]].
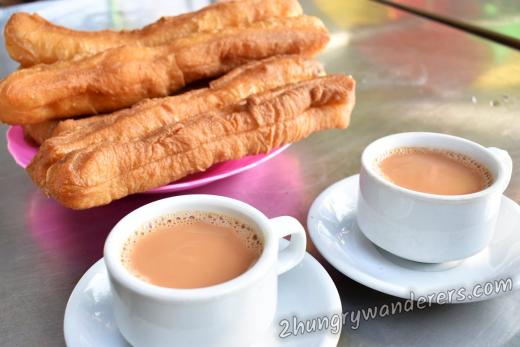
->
[[357, 132, 512, 263]]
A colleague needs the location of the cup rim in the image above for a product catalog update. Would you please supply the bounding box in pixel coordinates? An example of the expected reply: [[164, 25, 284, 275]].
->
[[361, 132, 508, 201], [103, 194, 276, 301]]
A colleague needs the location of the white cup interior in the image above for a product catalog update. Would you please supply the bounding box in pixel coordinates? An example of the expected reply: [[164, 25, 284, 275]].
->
[[361, 132, 506, 199]]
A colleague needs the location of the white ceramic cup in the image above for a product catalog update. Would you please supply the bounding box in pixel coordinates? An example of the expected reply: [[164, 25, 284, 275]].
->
[[104, 194, 307, 347], [357, 132, 512, 263]]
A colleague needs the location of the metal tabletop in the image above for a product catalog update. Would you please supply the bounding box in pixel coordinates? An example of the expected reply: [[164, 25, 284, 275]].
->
[[1, 0, 520, 346], [378, 0, 520, 44]]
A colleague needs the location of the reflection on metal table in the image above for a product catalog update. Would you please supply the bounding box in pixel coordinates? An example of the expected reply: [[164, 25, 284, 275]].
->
[[375, 0, 520, 48], [0, 0, 519, 346]]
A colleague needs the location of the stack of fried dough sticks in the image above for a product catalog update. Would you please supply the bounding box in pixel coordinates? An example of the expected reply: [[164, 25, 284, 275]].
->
[[0, 0, 355, 209]]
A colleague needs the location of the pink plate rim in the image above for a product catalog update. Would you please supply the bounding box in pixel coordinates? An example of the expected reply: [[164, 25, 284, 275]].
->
[[6, 125, 289, 193]]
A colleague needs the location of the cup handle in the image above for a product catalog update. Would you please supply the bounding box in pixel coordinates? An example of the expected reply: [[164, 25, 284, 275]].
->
[[269, 216, 307, 275], [487, 147, 513, 186]]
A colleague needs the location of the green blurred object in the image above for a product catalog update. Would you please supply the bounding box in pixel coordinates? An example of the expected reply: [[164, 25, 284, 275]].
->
[[108, 0, 123, 29], [374, 0, 520, 48], [484, 3, 498, 16]]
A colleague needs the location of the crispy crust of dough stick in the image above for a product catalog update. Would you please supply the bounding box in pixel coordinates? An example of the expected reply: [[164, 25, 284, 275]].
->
[[43, 75, 355, 209], [0, 16, 329, 124], [25, 111, 131, 145], [5, 0, 302, 66], [22, 115, 104, 144], [27, 55, 324, 188], [22, 122, 59, 144]]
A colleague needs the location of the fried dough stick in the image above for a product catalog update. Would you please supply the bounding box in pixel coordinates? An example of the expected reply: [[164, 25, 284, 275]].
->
[[5, 0, 302, 66], [28, 55, 325, 187], [23, 122, 59, 144], [23, 56, 323, 145], [22, 115, 105, 144], [42, 74, 356, 209], [0, 16, 329, 124]]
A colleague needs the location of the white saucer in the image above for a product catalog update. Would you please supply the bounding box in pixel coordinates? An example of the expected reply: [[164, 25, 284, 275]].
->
[[64, 240, 342, 347], [308, 174, 520, 303]]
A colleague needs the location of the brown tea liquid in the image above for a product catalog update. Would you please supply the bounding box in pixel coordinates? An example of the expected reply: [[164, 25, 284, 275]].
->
[[121, 211, 262, 289], [377, 147, 493, 195]]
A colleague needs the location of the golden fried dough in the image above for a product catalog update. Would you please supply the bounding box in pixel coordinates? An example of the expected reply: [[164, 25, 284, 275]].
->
[[22, 116, 103, 144], [5, 0, 302, 66], [51, 115, 105, 137], [44, 56, 323, 155], [0, 16, 329, 124], [22, 122, 59, 144], [41, 74, 355, 209], [28, 55, 325, 187]]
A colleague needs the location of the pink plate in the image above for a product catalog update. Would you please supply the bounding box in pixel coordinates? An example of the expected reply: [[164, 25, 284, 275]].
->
[[6, 125, 289, 193]]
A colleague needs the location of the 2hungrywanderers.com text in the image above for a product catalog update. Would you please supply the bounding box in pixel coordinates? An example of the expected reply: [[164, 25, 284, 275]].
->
[[278, 278, 513, 338]]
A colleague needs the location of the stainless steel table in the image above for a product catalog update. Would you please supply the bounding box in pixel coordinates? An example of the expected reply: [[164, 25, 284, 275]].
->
[[1, 0, 520, 346]]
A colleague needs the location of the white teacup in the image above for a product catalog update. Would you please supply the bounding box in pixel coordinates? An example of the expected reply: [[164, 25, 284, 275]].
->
[[104, 194, 307, 347], [357, 132, 512, 263]]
